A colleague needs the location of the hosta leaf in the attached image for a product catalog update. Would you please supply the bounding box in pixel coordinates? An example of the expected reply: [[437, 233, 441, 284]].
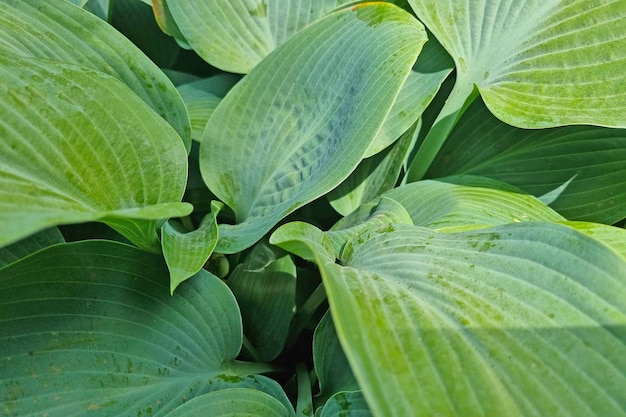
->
[[0, 0, 190, 147], [226, 241, 297, 362], [327, 197, 413, 259], [382, 175, 565, 231], [270, 222, 337, 264], [318, 391, 372, 417], [110, 0, 181, 68], [0, 55, 191, 251], [406, 0, 626, 180], [313, 313, 359, 405], [177, 74, 241, 143], [201, 3, 426, 253], [0, 240, 277, 416], [162, 201, 222, 294], [310, 222, 626, 416], [166, 0, 357, 73], [328, 124, 417, 216], [167, 388, 295, 417], [426, 98, 626, 224], [365, 33, 454, 157], [0, 228, 64, 268], [409, 0, 626, 128], [564, 221, 626, 261]]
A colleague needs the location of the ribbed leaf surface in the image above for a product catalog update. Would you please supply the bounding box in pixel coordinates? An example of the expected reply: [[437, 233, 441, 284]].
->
[[167, 0, 356, 73], [0, 55, 190, 250], [408, 0, 626, 128], [427, 99, 626, 223], [316, 223, 626, 416], [0, 0, 190, 146], [0, 241, 263, 416], [201, 3, 426, 253]]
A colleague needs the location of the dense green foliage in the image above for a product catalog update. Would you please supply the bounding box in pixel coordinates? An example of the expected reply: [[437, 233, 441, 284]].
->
[[1, 1, 626, 416]]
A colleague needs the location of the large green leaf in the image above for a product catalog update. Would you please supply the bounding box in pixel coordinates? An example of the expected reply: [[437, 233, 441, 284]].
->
[[0, 240, 280, 416], [226, 241, 297, 362], [201, 3, 427, 253], [177, 74, 241, 143], [382, 176, 566, 231], [406, 0, 626, 180], [0, 228, 64, 268], [0, 0, 190, 147], [167, 388, 295, 417], [426, 98, 626, 224], [294, 222, 626, 416], [364, 33, 454, 157], [318, 391, 372, 417], [165, 0, 357, 73], [0, 55, 190, 251], [328, 124, 417, 217], [411, 0, 626, 128], [313, 313, 360, 405]]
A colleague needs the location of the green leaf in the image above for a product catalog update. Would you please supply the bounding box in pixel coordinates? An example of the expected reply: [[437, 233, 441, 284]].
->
[[166, 0, 358, 73], [0, 55, 191, 251], [0, 0, 190, 147], [564, 221, 626, 261], [270, 222, 336, 264], [0, 228, 64, 268], [110, 0, 181, 68], [312, 223, 626, 416], [328, 123, 417, 216], [201, 3, 427, 253], [177, 74, 241, 143], [364, 33, 454, 157], [162, 202, 222, 294], [382, 176, 566, 231], [406, 0, 626, 180], [313, 313, 359, 405], [410, 0, 626, 128], [318, 391, 372, 417], [226, 241, 297, 362], [0, 240, 278, 415], [426, 98, 626, 223], [327, 197, 413, 260], [167, 388, 295, 417], [83, 0, 112, 21]]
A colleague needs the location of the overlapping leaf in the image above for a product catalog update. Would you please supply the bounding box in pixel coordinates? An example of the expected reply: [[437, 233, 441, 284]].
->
[[0, 0, 190, 147], [165, 0, 357, 73], [409, 0, 626, 128], [161, 202, 222, 294], [0, 240, 285, 415], [426, 99, 626, 223], [201, 3, 427, 253], [406, 0, 626, 180], [302, 223, 626, 416], [227, 241, 297, 362], [168, 388, 295, 417], [318, 391, 372, 417], [383, 175, 565, 231], [0, 228, 64, 268], [0, 55, 191, 251]]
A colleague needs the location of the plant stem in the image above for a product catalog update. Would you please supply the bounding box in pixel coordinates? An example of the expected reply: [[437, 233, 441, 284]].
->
[[295, 363, 314, 417], [286, 282, 327, 349], [405, 81, 479, 182]]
